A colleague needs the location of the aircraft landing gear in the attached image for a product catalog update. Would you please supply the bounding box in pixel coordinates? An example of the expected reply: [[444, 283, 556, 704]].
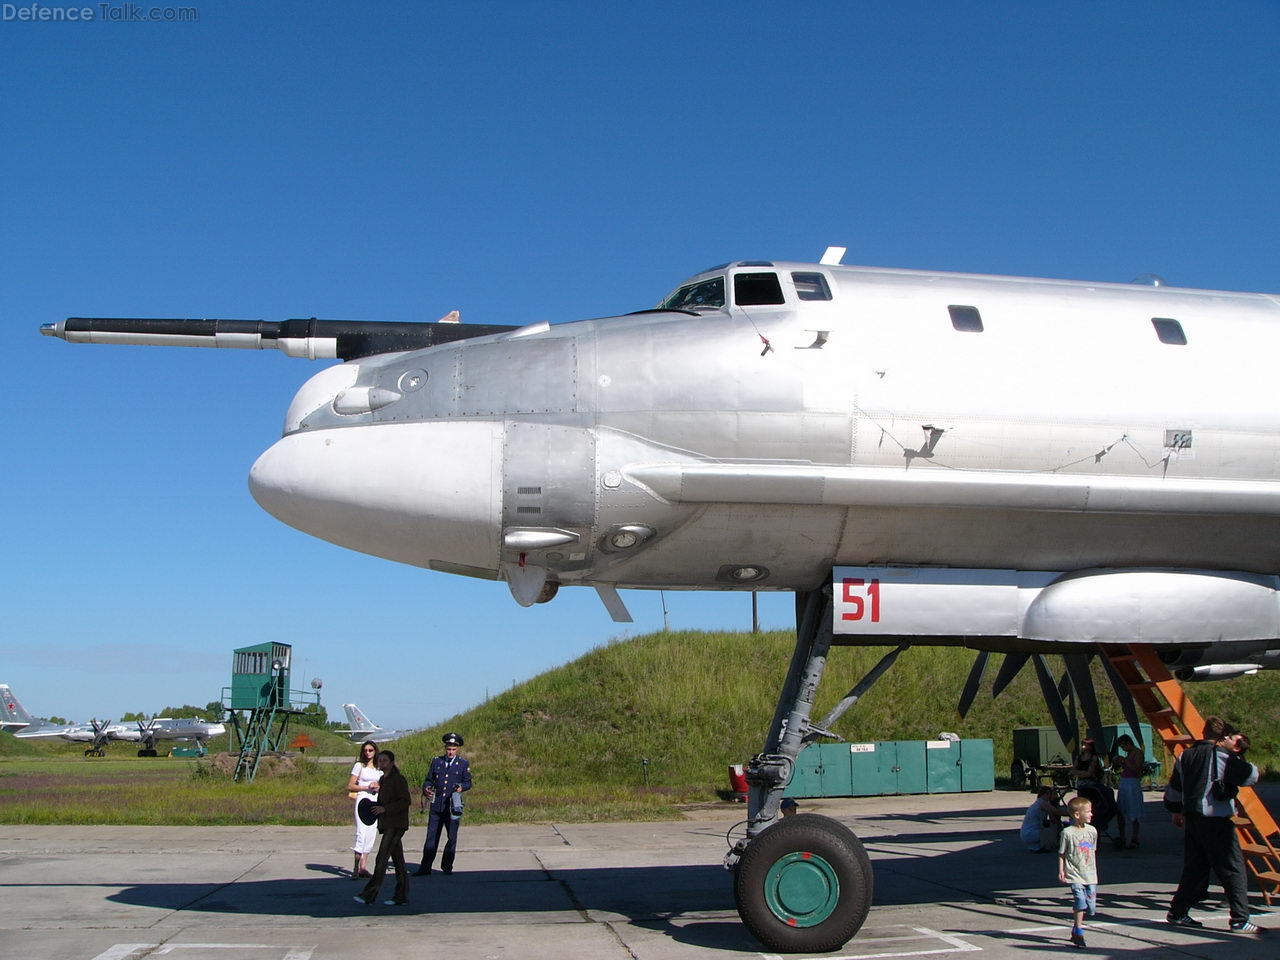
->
[[726, 585, 874, 952], [734, 813, 872, 951], [84, 747, 105, 757], [138, 748, 158, 757]]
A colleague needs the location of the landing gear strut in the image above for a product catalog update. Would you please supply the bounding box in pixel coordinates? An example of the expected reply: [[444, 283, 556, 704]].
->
[[726, 585, 874, 952]]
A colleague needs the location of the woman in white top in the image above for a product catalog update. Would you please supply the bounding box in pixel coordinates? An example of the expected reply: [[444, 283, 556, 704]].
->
[[346, 740, 382, 878]]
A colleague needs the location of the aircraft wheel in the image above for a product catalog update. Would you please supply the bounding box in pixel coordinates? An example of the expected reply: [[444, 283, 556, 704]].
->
[[734, 814, 872, 953], [84, 748, 93, 757]]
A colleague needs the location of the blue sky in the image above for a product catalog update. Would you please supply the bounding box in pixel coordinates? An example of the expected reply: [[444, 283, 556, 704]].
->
[[2, 2, 1278, 728]]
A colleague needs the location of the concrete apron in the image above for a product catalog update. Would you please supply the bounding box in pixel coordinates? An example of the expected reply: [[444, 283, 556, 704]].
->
[[1, 784, 1276, 960]]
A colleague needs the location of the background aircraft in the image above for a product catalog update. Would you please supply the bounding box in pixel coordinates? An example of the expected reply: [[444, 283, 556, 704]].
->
[[0, 684, 33, 733], [41, 252, 1280, 950], [2, 686, 223, 756], [2, 685, 130, 751], [134, 716, 227, 756], [336, 703, 420, 743], [14, 717, 135, 756]]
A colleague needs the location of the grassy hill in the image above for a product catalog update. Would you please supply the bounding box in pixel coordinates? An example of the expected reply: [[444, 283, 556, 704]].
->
[[379, 630, 1280, 821]]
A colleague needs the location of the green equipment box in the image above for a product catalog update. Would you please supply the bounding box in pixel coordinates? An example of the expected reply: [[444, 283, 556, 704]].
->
[[785, 738, 993, 798], [1012, 726, 1072, 769], [1012, 724, 1161, 783]]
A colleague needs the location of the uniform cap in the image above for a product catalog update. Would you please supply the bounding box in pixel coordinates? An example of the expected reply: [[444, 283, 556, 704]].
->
[[442, 732, 464, 746]]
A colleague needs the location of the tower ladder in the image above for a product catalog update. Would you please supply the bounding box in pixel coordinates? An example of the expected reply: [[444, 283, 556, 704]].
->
[[233, 704, 278, 783]]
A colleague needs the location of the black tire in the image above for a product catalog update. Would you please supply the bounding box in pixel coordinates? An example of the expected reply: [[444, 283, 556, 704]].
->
[[734, 813, 872, 953], [1010, 759, 1028, 790]]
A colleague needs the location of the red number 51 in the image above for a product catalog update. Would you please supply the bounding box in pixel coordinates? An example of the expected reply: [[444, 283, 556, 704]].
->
[[841, 577, 881, 622]]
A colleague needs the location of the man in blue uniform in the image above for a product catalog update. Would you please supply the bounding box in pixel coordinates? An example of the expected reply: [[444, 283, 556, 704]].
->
[[416, 732, 472, 875]]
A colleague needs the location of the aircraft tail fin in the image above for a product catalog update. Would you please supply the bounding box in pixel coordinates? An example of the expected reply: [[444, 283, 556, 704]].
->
[[343, 703, 377, 732], [0, 685, 34, 726]]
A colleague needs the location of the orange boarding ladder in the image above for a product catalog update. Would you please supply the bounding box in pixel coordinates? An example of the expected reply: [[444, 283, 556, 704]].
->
[[1102, 644, 1280, 905]]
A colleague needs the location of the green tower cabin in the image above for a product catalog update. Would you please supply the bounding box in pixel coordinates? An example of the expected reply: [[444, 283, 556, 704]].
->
[[222, 642, 320, 782]]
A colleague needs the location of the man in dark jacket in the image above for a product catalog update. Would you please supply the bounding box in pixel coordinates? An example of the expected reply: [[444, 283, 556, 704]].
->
[[416, 732, 472, 875], [1164, 716, 1261, 934], [355, 750, 411, 906]]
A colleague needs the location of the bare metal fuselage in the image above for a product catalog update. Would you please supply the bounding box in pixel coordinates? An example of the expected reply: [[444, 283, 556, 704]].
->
[[247, 262, 1280, 607]]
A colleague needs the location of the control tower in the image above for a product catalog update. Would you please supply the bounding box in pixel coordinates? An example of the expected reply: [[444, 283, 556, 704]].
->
[[222, 642, 319, 781]]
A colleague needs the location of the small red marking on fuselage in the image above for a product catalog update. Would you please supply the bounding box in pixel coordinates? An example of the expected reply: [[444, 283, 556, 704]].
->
[[802, 851, 811, 859]]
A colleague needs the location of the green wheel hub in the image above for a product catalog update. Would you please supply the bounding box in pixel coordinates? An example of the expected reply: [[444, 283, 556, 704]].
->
[[762, 850, 840, 927]]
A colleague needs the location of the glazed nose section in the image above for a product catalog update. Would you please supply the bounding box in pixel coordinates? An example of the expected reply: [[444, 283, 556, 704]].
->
[[249, 421, 503, 570]]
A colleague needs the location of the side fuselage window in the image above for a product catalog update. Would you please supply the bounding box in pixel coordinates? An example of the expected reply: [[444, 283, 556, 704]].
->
[[1151, 317, 1188, 345], [735, 272, 786, 306], [948, 304, 984, 333]]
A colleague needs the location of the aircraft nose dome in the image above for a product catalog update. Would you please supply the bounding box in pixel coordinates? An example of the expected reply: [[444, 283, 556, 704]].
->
[[248, 421, 503, 571]]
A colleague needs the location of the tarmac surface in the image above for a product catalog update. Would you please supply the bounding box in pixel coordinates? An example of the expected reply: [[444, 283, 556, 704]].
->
[[1, 786, 1277, 960]]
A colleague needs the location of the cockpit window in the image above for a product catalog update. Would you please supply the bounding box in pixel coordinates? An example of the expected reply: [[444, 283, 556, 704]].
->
[[659, 276, 726, 311], [734, 272, 786, 306], [791, 272, 832, 301]]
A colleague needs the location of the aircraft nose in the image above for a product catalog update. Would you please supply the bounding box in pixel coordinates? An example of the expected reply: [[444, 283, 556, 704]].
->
[[248, 421, 503, 571]]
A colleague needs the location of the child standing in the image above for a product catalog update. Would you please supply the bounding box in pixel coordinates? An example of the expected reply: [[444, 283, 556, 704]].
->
[[1058, 797, 1098, 948]]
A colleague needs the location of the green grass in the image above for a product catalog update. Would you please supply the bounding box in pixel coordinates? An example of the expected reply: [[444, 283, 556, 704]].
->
[[0, 732, 49, 757], [3, 630, 1279, 824], [0, 756, 343, 825]]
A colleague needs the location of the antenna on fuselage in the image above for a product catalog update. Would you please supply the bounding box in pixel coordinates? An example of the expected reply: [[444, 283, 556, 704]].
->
[[820, 246, 846, 265]]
